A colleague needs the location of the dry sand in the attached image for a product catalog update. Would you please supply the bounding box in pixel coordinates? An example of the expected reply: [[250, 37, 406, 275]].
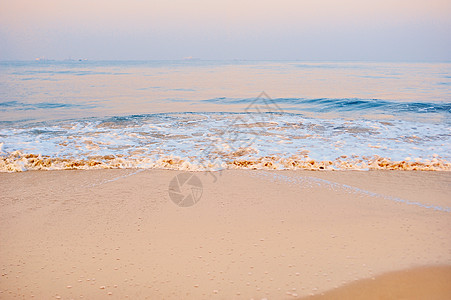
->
[[0, 169, 450, 299]]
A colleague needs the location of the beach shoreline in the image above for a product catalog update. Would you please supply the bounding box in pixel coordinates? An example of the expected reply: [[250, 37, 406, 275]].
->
[[1, 169, 450, 299]]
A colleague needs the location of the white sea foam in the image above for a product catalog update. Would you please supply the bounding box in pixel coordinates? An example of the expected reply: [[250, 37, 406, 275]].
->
[[0, 113, 450, 172]]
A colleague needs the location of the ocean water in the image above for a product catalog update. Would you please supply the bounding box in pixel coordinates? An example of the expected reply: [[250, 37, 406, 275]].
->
[[0, 60, 450, 171]]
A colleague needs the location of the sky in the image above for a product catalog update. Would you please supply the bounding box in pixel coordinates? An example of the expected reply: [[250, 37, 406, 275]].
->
[[0, 0, 450, 61]]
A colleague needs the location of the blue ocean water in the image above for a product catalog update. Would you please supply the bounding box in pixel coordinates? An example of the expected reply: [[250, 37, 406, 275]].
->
[[0, 60, 450, 171]]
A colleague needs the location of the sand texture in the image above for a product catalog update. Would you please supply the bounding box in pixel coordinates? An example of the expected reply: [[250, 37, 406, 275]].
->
[[0, 170, 450, 299]]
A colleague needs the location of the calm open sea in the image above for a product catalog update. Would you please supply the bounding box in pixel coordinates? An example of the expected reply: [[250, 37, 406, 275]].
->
[[0, 60, 450, 171]]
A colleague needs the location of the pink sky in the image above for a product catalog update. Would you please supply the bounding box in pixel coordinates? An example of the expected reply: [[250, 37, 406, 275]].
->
[[1, 0, 450, 60]]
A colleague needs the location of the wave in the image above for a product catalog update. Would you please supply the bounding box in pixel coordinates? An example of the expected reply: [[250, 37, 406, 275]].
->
[[0, 100, 97, 111], [203, 97, 451, 115], [1, 112, 449, 172]]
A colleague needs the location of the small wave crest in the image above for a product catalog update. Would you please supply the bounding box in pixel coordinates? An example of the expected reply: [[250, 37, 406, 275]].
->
[[204, 97, 451, 115], [0, 100, 97, 111]]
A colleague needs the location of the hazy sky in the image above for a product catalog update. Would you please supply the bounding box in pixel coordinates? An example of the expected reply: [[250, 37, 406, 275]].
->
[[1, 0, 450, 61]]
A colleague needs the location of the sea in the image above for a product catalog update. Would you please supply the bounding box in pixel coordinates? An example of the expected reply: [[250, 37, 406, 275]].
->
[[0, 60, 450, 171]]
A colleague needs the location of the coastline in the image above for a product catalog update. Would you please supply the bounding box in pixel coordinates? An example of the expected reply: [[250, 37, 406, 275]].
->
[[1, 169, 450, 299], [2, 151, 451, 172]]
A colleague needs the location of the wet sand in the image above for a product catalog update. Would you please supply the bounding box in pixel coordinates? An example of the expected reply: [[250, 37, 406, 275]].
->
[[0, 170, 450, 299], [303, 265, 451, 300]]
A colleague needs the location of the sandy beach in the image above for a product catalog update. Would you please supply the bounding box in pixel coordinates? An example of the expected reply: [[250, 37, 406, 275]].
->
[[2, 0, 450, 298], [0, 169, 450, 299]]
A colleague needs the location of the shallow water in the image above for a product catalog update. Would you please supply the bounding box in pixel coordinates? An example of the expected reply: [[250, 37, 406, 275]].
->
[[0, 60, 450, 171]]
